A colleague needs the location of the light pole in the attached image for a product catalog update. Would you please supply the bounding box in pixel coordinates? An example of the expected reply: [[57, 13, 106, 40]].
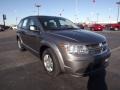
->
[[108, 8, 111, 23], [75, 0, 79, 23], [109, 16, 111, 23], [35, 4, 41, 15], [116, 1, 120, 22], [96, 13, 99, 23], [59, 9, 64, 16]]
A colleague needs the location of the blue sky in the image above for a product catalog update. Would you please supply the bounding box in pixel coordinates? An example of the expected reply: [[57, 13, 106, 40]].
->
[[0, 0, 119, 25]]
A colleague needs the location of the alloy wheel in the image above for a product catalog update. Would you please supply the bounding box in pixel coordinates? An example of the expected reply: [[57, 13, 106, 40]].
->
[[43, 54, 54, 72]]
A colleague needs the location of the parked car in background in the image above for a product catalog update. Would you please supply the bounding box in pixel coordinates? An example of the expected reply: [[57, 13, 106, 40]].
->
[[89, 24, 104, 31], [16, 16, 111, 77], [0, 25, 5, 31], [0, 25, 10, 31], [105, 23, 120, 31], [11, 25, 17, 30], [0, 26, 4, 31]]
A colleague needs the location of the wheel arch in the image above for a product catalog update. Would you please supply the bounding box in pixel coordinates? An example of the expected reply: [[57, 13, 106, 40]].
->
[[39, 41, 65, 72]]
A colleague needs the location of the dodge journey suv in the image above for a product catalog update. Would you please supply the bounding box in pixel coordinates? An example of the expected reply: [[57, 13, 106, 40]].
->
[[16, 16, 111, 76]]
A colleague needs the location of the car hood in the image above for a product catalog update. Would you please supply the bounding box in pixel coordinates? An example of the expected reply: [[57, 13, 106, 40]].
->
[[47, 30, 106, 44]]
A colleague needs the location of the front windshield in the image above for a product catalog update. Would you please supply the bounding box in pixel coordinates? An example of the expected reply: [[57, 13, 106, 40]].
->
[[39, 17, 79, 31]]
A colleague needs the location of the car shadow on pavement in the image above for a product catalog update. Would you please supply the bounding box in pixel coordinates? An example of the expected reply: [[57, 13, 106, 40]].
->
[[87, 69, 108, 90]]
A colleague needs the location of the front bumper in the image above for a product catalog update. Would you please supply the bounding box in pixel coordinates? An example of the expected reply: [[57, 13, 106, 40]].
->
[[64, 49, 111, 77]]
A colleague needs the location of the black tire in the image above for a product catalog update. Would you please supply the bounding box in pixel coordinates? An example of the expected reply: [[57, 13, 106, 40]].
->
[[42, 48, 61, 76], [17, 38, 26, 51]]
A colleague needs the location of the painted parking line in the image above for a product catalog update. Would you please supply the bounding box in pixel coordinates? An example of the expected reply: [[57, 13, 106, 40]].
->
[[111, 46, 120, 52]]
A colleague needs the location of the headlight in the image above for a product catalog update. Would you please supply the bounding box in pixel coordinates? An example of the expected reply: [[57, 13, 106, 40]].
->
[[63, 44, 89, 54]]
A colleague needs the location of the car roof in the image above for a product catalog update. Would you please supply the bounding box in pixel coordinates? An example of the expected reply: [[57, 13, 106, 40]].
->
[[23, 15, 62, 20]]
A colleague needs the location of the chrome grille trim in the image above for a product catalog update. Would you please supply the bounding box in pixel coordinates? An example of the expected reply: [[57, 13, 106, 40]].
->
[[87, 42, 107, 54]]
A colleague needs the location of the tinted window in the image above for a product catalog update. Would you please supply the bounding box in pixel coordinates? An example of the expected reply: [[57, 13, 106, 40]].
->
[[29, 19, 36, 26], [42, 20, 57, 30], [59, 19, 76, 28], [39, 17, 79, 31], [22, 19, 29, 29]]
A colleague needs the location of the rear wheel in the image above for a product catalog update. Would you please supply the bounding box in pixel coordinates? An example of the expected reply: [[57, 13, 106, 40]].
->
[[17, 38, 26, 51], [114, 27, 118, 31], [42, 48, 61, 76]]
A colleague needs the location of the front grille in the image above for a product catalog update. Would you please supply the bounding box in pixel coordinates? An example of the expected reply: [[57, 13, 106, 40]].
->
[[87, 42, 107, 54]]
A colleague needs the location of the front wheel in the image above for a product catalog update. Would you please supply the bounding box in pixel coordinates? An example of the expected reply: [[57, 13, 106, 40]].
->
[[42, 48, 61, 76], [17, 38, 26, 51]]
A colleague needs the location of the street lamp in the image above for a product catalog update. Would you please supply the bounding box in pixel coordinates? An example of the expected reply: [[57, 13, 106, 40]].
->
[[59, 9, 64, 16], [96, 13, 99, 23], [116, 1, 120, 22], [75, 0, 79, 23], [35, 4, 41, 15]]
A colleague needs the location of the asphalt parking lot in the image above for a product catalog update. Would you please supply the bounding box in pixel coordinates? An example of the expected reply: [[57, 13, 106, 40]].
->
[[0, 30, 120, 90]]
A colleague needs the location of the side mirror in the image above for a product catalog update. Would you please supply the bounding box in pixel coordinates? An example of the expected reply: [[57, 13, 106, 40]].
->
[[29, 25, 39, 31]]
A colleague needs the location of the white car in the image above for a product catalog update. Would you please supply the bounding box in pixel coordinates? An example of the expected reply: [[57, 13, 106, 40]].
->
[[12, 25, 17, 30]]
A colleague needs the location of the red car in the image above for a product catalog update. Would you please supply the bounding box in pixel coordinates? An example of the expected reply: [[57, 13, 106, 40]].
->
[[105, 23, 120, 31], [89, 24, 104, 31]]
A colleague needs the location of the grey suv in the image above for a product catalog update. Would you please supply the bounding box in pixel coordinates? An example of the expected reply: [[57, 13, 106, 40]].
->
[[16, 16, 111, 76]]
